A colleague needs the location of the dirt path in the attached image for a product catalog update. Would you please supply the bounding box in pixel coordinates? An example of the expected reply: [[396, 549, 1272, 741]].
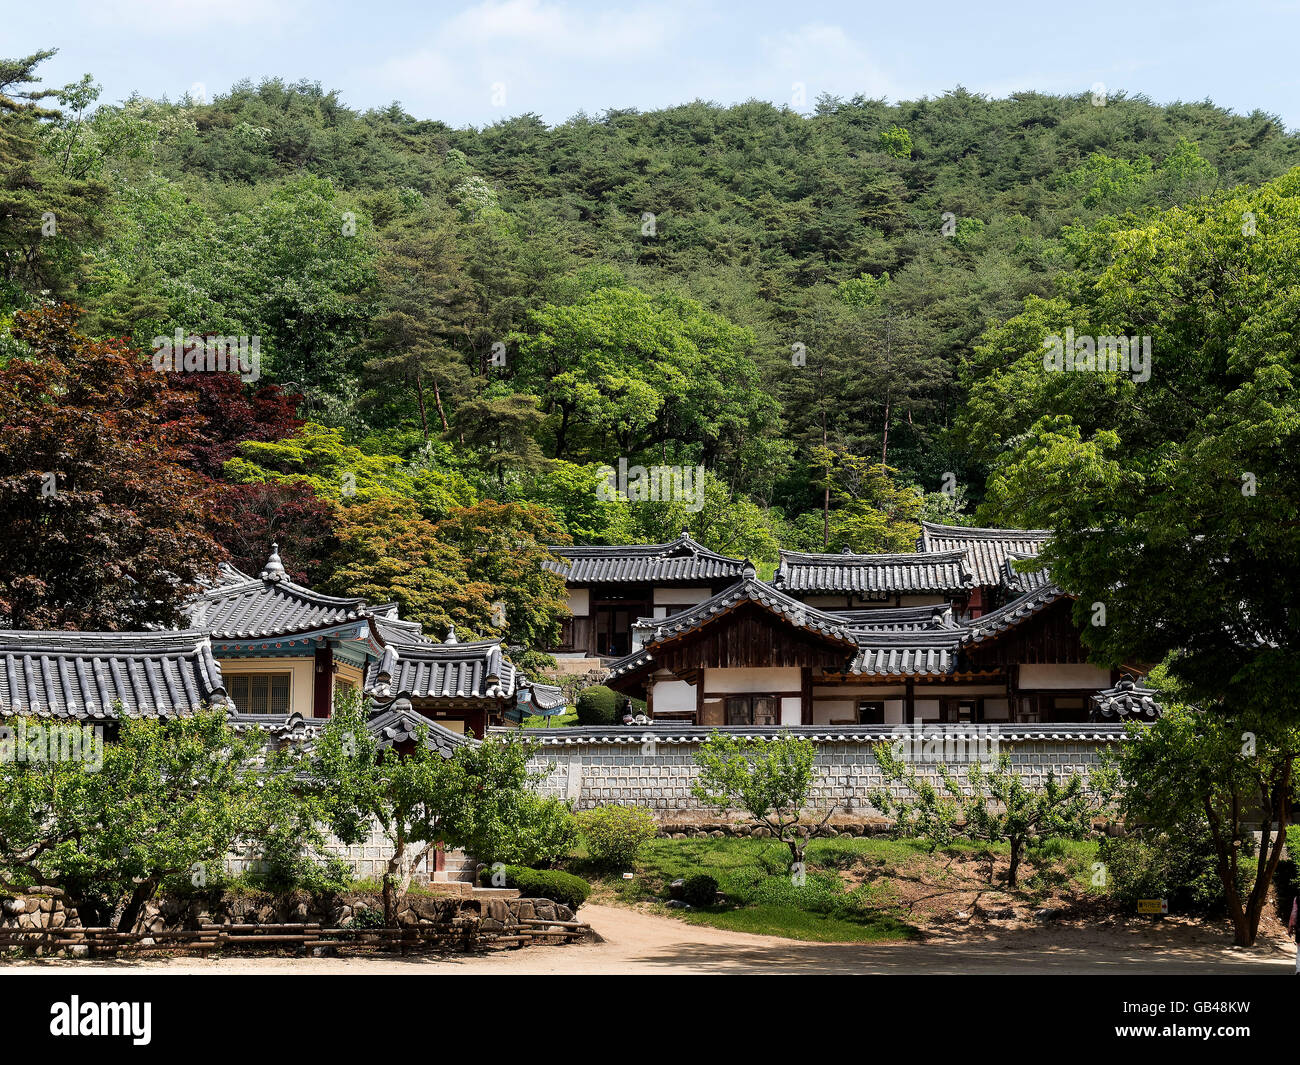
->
[[4, 905, 1294, 975]]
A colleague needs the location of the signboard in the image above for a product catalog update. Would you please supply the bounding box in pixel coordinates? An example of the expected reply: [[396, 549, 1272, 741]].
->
[[1137, 899, 1168, 915]]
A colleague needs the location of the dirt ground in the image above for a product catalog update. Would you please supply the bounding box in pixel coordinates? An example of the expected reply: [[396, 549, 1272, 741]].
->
[[3, 903, 1294, 975]]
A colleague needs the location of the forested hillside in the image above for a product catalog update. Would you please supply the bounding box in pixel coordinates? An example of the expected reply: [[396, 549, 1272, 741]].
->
[[4, 47, 1299, 646]]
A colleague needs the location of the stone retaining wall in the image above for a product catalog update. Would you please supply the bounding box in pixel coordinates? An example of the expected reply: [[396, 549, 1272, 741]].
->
[[510, 724, 1126, 817], [0, 891, 576, 939]]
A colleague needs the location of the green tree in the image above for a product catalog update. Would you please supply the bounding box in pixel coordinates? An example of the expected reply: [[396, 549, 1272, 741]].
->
[[692, 733, 834, 867], [1106, 703, 1298, 946], [311, 695, 536, 925], [959, 170, 1300, 722]]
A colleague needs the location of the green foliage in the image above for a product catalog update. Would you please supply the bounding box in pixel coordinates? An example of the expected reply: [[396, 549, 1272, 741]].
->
[[1097, 824, 1231, 913], [692, 732, 830, 864], [474, 794, 578, 868], [1104, 704, 1300, 945], [574, 805, 658, 870], [878, 125, 912, 159], [871, 746, 1095, 887], [575, 685, 621, 726], [479, 864, 590, 909], [0, 709, 268, 931], [311, 692, 540, 924], [681, 873, 719, 908]]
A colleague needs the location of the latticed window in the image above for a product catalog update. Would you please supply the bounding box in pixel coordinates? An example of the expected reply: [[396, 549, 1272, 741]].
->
[[227, 673, 290, 715]]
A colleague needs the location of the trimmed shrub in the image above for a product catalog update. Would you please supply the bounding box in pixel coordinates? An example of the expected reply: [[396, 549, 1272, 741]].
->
[[474, 794, 578, 868], [575, 804, 657, 869], [575, 685, 620, 726], [682, 874, 719, 908], [479, 865, 590, 909]]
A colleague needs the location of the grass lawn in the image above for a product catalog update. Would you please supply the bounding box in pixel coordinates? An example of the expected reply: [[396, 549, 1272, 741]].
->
[[573, 835, 1103, 943], [520, 711, 578, 727]]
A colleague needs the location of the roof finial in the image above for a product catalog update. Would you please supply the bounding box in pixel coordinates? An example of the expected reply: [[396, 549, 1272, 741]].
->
[[443, 625, 459, 645], [261, 542, 286, 582], [680, 525, 691, 539], [741, 558, 756, 579]]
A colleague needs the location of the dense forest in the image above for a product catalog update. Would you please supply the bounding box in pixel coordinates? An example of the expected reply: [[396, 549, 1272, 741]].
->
[[4, 46, 1300, 651]]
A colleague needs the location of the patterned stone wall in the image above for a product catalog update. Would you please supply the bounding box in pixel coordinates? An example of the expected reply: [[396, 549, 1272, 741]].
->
[[516, 725, 1124, 818]]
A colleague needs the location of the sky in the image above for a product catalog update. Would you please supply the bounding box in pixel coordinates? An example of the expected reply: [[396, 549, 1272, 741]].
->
[[9, 0, 1300, 129]]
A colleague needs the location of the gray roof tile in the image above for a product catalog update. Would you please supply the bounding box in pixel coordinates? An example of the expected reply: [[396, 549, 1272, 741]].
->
[[546, 530, 746, 584], [918, 522, 1051, 587], [774, 549, 974, 595], [0, 630, 228, 719]]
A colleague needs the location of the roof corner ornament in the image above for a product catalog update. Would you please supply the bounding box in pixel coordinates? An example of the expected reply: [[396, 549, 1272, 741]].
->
[[443, 625, 459, 645], [741, 558, 757, 580], [260, 542, 287, 582]]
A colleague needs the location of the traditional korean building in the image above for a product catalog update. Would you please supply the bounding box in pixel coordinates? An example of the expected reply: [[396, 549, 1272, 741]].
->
[[576, 524, 1143, 726], [543, 529, 747, 660], [0, 544, 562, 741]]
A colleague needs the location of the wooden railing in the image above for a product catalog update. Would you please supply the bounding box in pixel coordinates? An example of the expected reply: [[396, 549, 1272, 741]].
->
[[0, 918, 592, 956]]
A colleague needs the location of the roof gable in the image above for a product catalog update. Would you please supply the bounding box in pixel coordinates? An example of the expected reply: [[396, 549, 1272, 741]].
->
[[918, 522, 1051, 587], [545, 529, 747, 584]]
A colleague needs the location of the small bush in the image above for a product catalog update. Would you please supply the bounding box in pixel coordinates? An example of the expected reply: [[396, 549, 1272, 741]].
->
[[479, 865, 590, 909], [575, 805, 658, 869], [1099, 820, 1233, 912], [476, 794, 578, 868], [682, 874, 719, 908], [575, 685, 621, 726], [350, 906, 386, 929]]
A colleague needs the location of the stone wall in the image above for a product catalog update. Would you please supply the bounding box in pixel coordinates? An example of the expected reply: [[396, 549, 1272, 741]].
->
[[0, 891, 577, 940], [511, 724, 1127, 818]]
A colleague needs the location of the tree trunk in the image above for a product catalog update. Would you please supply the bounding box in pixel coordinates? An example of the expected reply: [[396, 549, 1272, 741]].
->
[[1006, 838, 1022, 888], [432, 377, 449, 433], [116, 876, 160, 934]]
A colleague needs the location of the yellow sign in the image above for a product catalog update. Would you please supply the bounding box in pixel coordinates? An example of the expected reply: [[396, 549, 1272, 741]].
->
[[1137, 899, 1168, 914]]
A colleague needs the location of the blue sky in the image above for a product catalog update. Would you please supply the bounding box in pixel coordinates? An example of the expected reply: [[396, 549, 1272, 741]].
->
[[10, 0, 1300, 129]]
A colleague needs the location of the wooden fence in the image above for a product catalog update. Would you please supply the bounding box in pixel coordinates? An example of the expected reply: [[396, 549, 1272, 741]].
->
[[0, 918, 592, 957]]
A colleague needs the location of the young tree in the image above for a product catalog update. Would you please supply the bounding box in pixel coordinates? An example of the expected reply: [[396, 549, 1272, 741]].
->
[[1107, 704, 1298, 946], [871, 748, 1094, 887], [311, 695, 536, 925], [0, 306, 224, 629], [692, 733, 834, 867], [0, 711, 266, 931]]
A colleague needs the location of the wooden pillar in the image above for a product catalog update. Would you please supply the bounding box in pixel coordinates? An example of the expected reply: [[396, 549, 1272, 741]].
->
[[313, 646, 333, 718], [800, 667, 813, 725], [904, 677, 915, 724], [1008, 663, 1020, 723]]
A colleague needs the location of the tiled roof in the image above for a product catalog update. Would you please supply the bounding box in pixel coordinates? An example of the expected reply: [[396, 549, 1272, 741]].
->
[[1093, 676, 1162, 721], [545, 530, 747, 584], [640, 577, 860, 646], [848, 630, 961, 677], [962, 584, 1067, 644], [365, 632, 517, 703], [366, 704, 475, 756], [1001, 552, 1053, 594], [0, 630, 229, 719], [190, 546, 370, 640], [918, 522, 1051, 587], [774, 549, 974, 595], [830, 604, 958, 632], [370, 612, 437, 648], [504, 723, 1132, 744]]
